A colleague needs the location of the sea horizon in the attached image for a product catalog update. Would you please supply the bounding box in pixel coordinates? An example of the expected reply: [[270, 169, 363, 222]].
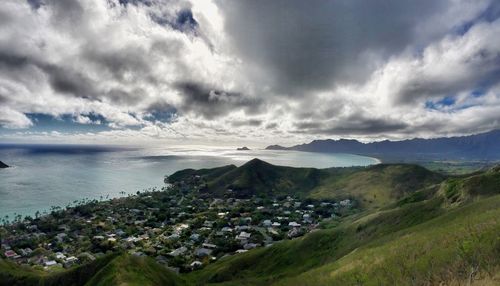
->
[[0, 144, 379, 221]]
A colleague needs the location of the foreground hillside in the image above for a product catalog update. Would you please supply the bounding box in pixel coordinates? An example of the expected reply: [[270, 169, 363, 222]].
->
[[0, 253, 185, 286], [185, 166, 500, 285], [1, 161, 499, 285]]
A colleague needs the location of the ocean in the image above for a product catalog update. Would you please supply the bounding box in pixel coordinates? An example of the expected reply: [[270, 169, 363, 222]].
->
[[0, 144, 379, 220]]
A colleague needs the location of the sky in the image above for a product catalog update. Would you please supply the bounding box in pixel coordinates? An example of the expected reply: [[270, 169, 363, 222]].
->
[[0, 0, 500, 146]]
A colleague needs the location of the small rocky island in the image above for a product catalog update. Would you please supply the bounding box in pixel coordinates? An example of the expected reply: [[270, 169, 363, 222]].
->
[[0, 160, 9, 168], [237, 146, 250, 151]]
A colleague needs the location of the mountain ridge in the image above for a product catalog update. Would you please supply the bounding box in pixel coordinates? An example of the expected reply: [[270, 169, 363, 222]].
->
[[266, 129, 500, 161]]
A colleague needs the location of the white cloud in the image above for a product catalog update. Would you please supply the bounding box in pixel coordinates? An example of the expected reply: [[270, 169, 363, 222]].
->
[[0, 0, 499, 144], [0, 107, 33, 129]]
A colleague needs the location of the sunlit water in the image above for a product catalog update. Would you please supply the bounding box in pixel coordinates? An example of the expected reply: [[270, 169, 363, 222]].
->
[[0, 144, 379, 219]]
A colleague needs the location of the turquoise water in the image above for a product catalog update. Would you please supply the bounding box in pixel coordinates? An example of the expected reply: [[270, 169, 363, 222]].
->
[[0, 144, 378, 219]]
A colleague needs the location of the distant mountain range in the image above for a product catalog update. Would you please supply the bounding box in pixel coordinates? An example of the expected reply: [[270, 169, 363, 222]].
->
[[266, 129, 500, 161]]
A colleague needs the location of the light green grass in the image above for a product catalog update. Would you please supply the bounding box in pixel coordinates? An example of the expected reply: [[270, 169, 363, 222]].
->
[[2, 163, 499, 286], [85, 254, 185, 286], [272, 195, 500, 286]]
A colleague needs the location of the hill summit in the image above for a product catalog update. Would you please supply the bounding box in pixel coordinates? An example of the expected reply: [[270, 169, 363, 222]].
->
[[168, 159, 444, 208]]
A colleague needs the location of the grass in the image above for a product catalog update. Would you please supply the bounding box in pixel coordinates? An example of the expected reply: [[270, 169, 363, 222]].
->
[[0, 253, 184, 286], [309, 164, 444, 208], [185, 165, 499, 285], [2, 162, 499, 286], [0, 252, 119, 286], [272, 196, 500, 286], [204, 159, 329, 198], [85, 254, 185, 286], [186, 196, 447, 285], [169, 160, 444, 209]]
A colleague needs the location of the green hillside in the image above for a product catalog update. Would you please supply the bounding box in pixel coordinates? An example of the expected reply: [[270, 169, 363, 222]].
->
[[310, 164, 445, 208], [439, 165, 500, 206], [2, 162, 499, 285], [271, 196, 500, 286], [84, 254, 185, 286], [168, 159, 443, 208], [167, 165, 238, 184], [202, 159, 330, 198], [0, 253, 184, 286], [0, 253, 120, 286], [186, 166, 499, 285]]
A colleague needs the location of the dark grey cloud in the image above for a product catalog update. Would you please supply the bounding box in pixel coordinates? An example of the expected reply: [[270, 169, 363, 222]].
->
[[230, 119, 262, 127], [27, 0, 44, 10], [175, 81, 264, 119], [144, 100, 177, 123], [40, 64, 98, 99], [265, 122, 278, 129], [0, 50, 148, 107], [83, 46, 155, 83], [217, 0, 451, 95], [0, 51, 97, 99], [0, 52, 29, 69], [118, 0, 154, 6], [106, 88, 145, 105], [396, 48, 500, 104], [46, 0, 84, 24], [2, 0, 500, 141], [0, 94, 9, 104], [294, 116, 408, 135]]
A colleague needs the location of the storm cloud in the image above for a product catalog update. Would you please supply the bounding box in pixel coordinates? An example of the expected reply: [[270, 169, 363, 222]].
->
[[0, 0, 500, 144], [175, 81, 264, 119], [218, 0, 475, 94]]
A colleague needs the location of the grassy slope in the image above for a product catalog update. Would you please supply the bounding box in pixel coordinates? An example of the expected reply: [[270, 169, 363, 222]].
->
[[0, 259, 41, 286], [0, 254, 184, 286], [167, 165, 237, 183], [186, 167, 500, 285], [0, 253, 119, 286], [310, 164, 445, 208], [169, 160, 444, 208], [204, 159, 330, 197], [3, 163, 498, 285], [187, 197, 447, 285], [439, 165, 500, 206], [85, 254, 185, 286], [272, 196, 500, 286]]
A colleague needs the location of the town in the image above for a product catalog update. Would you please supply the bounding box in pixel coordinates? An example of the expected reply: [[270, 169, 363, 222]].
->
[[0, 175, 356, 274]]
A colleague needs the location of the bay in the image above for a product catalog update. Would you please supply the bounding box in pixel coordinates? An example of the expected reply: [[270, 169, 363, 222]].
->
[[0, 144, 379, 220]]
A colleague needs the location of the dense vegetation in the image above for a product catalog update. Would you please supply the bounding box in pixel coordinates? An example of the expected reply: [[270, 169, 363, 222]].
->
[[169, 159, 444, 209], [1, 160, 499, 285]]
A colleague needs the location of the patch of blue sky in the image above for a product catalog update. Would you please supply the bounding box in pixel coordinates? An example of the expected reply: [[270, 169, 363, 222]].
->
[[425, 91, 487, 112], [471, 88, 486, 98], [20, 113, 112, 134], [452, 2, 500, 36], [149, 8, 198, 33], [425, 96, 456, 110]]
